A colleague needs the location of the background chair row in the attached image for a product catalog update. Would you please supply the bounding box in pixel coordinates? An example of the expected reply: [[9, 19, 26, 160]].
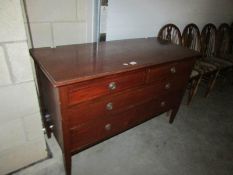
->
[[157, 22, 233, 105]]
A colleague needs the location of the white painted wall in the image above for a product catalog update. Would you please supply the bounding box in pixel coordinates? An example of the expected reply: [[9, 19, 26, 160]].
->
[[106, 0, 233, 41], [0, 0, 47, 174], [25, 0, 96, 48]]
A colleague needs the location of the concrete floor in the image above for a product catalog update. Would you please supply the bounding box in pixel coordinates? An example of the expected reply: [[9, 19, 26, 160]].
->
[[13, 80, 233, 175]]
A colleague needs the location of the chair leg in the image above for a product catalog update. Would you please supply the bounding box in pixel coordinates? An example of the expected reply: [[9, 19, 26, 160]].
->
[[166, 110, 172, 117], [231, 68, 233, 85], [187, 75, 202, 105], [193, 75, 202, 96], [187, 80, 195, 105], [205, 70, 219, 97]]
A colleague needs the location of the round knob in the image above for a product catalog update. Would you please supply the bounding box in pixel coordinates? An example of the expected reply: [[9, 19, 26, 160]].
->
[[161, 101, 166, 107], [49, 125, 54, 129], [165, 83, 171, 90], [106, 102, 113, 111], [105, 124, 112, 131], [170, 67, 176, 74], [44, 114, 51, 122], [108, 82, 116, 90]]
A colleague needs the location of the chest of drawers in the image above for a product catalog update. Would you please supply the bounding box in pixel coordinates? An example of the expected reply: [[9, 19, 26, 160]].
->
[[30, 38, 200, 175]]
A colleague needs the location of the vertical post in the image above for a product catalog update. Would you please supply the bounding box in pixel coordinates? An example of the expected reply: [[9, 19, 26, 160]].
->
[[99, 0, 108, 42], [63, 152, 72, 175], [95, 0, 101, 43], [21, 0, 34, 48]]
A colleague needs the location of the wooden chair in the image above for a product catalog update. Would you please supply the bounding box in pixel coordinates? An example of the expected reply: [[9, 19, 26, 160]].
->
[[216, 23, 233, 83], [230, 23, 233, 54], [182, 24, 201, 51], [158, 24, 202, 105], [182, 24, 218, 103], [218, 23, 233, 63], [158, 24, 182, 45], [216, 23, 231, 57], [201, 23, 233, 69]]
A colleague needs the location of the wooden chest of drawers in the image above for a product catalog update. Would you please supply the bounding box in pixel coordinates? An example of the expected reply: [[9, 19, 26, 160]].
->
[[30, 38, 200, 175]]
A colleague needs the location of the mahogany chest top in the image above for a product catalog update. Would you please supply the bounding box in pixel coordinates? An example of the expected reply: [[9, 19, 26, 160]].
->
[[30, 38, 200, 87]]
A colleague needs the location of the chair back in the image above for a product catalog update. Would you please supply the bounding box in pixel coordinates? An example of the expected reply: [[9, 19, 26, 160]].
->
[[230, 23, 233, 53], [201, 23, 217, 57], [216, 23, 231, 56], [157, 24, 182, 45], [182, 23, 201, 52]]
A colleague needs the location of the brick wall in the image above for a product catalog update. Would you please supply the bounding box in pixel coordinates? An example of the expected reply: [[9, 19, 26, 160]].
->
[[24, 0, 94, 48], [0, 0, 47, 174]]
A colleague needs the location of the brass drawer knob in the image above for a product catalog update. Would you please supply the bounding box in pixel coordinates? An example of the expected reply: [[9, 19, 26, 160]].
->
[[165, 83, 171, 90], [106, 102, 113, 110], [161, 101, 166, 107], [108, 82, 117, 90], [170, 67, 176, 74], [105, 123, 112, 131]]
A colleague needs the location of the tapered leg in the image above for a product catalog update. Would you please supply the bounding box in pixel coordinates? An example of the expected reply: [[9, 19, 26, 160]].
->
[[187, 80, 195, 105], [166, 110, 172, 117], [205, 70, 219, 97], [63, 153, 72, 175], [61, 118, 72, 175], [169, 106, 180, 124], [187, 75, 202, 105]]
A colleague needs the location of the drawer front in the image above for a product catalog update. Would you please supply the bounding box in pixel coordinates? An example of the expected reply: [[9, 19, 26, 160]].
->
[[70, 93, 181, 152], [67, 76, 187, 127], [147, 60, 193, 83], [67, 70, 146, 106]]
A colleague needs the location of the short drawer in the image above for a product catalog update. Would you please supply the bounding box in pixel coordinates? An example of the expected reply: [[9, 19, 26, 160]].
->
[[67, 77, 186, 127], [67, 70, 146, 106], [147, 60, 193, 83], [70, 93, 181, 152]]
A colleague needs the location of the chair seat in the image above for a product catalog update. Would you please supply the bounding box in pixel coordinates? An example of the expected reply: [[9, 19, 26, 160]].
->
[[194, 60, 217, 75], [203, 56, 233, 68]]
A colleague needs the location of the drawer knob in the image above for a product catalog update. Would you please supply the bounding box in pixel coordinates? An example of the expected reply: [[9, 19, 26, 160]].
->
[[49, 125, 54, 130], [108, 82, 117, 90], [106, 102, 113, 110], [105, 123, 112, 131], [170, 67, 176, 74], [165, 83, 171, 90], [161, 101, 166, 107]]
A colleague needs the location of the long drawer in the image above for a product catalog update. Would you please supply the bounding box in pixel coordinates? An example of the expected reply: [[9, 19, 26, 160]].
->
[[70, 92, 181, 152], [67, 75, 187, 127], [67, 69, 146, 106]]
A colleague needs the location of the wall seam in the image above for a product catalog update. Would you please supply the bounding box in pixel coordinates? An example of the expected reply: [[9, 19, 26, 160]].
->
[[50, 23, 55, 48], [0, 79, 34, 88], [0, 110, 41, 128], [0, 134, 45, 155], [20, 116, 29, 142], [0, 40, 28, 45], [75, 0, 78, 20], [0, 44, 15, 84], [29, 20, 79, 23]]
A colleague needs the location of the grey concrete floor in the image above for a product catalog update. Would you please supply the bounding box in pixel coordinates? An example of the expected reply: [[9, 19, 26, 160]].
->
[[13, 79, 233, 175]]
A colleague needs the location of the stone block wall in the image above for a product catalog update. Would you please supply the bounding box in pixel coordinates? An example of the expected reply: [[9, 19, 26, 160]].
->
[[25, 0, 94, 48], [0, 0, 47, 174]]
